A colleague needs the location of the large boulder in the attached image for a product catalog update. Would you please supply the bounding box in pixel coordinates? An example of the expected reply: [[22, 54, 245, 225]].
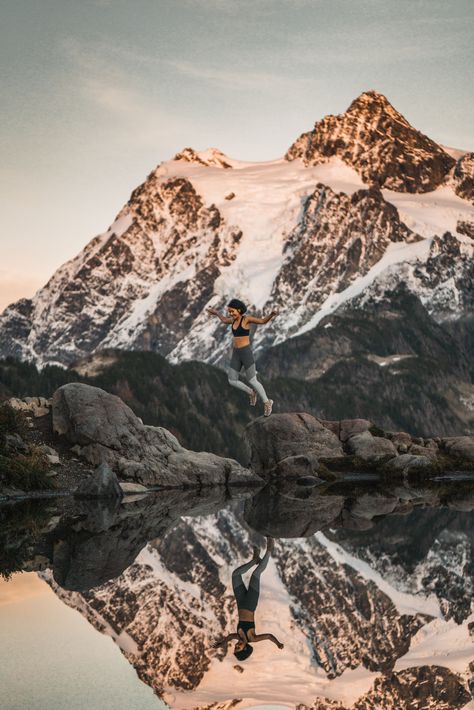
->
[[245, 412, 343, 478], [345, 431, 397, 463], [440, 436, 474, 462], [52, 383, 260, 488], [74, 463, 123, 500]]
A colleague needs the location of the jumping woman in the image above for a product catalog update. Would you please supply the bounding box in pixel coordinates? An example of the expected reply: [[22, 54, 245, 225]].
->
[[207, 299, 278, 417], [211, 537, 284, 661]]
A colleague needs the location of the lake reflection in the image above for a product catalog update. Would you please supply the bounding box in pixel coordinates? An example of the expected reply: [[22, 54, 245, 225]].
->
[[1, 479, 473, 709]]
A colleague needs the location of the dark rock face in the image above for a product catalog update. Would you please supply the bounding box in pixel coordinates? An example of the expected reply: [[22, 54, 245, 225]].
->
[[256, 285, 474, 438], [74, 463, 124, 499], [276, 539, 425, 679], [351, 665, 471, 709], [0, 175, 241, 367], [52, 383, 260, 488], [268, 183, 420, 317], [457, 219, 474, 239], [245, 412, 343, 478], [286, 90, 455, 192], [453, 152, 474, 203]]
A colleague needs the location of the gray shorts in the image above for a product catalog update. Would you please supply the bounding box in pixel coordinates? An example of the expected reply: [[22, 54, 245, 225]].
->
[[229, 345, 255, 372]]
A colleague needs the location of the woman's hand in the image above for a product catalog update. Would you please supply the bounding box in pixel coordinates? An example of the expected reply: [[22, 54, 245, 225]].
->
[[207, 307, 218, 316], [270, 310, 279, 318], [277, 641, 284, 649]]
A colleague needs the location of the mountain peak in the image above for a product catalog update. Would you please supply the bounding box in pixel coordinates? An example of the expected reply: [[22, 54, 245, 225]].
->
[[173, 147, 233, 169], [346, 90, 410, 125], [286, 90, 455, 193]]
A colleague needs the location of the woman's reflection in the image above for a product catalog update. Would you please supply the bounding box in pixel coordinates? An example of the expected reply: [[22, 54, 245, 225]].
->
[[212, 537, 284, 660]]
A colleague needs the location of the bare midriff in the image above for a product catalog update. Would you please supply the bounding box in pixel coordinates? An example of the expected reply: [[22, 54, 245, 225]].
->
[[238, 608, 254, 620], [233, 335, 250, 349]]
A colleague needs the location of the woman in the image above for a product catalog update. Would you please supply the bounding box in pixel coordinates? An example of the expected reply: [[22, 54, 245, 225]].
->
[[207, 298, 278, 417], [212, 537, 284, 661]]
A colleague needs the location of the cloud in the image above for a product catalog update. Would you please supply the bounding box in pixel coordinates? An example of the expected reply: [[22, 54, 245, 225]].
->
[[168, 59, 311, 92], [60, 38, 189, 149]]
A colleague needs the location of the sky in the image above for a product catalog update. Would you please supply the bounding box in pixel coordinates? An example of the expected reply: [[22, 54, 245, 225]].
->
[[1, 0, 473, 311]]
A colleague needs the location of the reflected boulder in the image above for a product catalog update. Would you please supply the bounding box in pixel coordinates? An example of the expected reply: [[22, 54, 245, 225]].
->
[[244, 485, 344, 537]]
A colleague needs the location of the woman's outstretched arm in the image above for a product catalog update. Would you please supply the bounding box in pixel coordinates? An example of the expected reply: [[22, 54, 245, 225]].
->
[[207, 307, 233, 324], [211, 633, 240, 649], [245, 310, 279, 325], [252, 633, 284, 649]]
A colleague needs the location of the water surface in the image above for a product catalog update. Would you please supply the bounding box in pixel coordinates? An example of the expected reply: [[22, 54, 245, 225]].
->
[[1, 479, 473, 709]]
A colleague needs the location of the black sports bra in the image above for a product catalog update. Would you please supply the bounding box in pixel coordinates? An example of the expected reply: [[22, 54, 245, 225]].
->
[[232, 315, 250, 337], [237, 620, 255, 640]]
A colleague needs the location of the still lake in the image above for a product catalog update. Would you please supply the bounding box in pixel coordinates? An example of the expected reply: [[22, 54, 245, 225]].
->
[[1, 478, 473, 709]]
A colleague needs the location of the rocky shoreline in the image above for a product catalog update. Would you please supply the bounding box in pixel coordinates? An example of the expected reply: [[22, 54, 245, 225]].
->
[[1, 383, 473, 501]]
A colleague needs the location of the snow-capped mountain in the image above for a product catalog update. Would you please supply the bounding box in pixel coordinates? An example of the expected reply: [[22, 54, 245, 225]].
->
[[40, 503, 474, 709], [1, 90, 473, 371]]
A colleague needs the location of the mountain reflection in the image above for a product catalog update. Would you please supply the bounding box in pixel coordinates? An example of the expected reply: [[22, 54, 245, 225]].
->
[[1, 479, 473, 709]]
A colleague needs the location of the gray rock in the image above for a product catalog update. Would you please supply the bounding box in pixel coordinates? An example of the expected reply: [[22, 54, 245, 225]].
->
[[345, 431, 397, 463], [4, 433, 29, 453], [52, 383, 260, 488], [318, 418, 372, 442], [270, 454, 320, 481], [389, 432, 412, 446], [245, 412, 343, 478], [408, 443, 438, 460], [338, 418, 373, 443], [8, 396, 50, 418], [74, 463, 124, 500], [119, 482, 149, 494], [382, 454, 433, 475], [38, 444, 60, 464], [440, 436, 474, 461]]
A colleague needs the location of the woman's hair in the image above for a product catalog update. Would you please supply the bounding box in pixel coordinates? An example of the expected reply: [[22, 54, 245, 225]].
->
[[227, 298, 247, 314], [234, 644, 254, 661]]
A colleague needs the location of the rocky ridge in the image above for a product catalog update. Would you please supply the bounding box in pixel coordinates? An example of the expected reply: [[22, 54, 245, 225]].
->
[[1, 384, 474, 499]]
